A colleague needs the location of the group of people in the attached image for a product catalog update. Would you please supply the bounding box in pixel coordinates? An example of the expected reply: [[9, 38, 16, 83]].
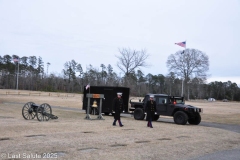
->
[[112, 93, 156, 128]]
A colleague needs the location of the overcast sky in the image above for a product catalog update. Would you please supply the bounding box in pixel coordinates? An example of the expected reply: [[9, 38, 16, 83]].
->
[[1, 0, 240, 85]]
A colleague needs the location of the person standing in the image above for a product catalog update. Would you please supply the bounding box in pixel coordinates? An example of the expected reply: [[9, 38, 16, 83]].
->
[[112, 92, 124, 127], [146, 95, 156, 128]]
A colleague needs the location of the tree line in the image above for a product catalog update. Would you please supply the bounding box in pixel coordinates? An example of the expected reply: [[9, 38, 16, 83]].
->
[[1, 52, 240, 101]]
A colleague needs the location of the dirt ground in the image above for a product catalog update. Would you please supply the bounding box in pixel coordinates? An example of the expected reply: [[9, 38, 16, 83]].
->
[[0, 89, 240, 160]]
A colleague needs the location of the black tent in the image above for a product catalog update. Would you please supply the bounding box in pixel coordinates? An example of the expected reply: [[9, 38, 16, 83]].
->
[[83, 86, 130, 115]]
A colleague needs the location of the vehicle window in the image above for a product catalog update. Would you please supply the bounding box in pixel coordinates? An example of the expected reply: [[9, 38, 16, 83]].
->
[[158, 97, 167, 104], [143, 96, 149, 110], [174, 99, 184, 104], [144, 96, 149, 104]]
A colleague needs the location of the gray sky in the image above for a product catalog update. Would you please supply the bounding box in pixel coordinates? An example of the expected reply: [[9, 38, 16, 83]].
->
[[1, 0, 240, 85]]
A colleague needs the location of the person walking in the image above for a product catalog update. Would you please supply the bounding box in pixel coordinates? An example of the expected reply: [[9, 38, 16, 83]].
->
[[112, 92, 124, 127], [146, 95, 156, 128]]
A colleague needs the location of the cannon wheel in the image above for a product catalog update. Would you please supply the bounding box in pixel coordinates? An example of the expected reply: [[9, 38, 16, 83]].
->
[[36, 103, 52, 121], [22, 102, 36, 120]]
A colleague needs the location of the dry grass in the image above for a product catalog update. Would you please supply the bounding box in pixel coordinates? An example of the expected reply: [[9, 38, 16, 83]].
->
[[187, 101, 240, 125], [0, 89, 82, 109], [0, 89, 240, 160]]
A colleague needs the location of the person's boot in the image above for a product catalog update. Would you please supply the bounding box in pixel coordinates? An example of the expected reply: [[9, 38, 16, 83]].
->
[[118, 120, 124, 127], [147, 121, 149, 127], [150, 121, 153, 128], [113, 120, 116, 126]]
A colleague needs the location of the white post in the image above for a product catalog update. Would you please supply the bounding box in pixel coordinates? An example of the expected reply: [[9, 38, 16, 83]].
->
[[181, 78, 184, 97], [16, 61, 19, 90], [181, 47, 186, 97]]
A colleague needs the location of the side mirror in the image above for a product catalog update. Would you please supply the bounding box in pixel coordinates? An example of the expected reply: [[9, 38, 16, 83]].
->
[[162, 100, 165, 104], [139, 99, 141, 102]]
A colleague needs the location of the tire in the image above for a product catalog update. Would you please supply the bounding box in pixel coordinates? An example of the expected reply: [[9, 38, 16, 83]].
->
[[37, 103, 52, 121], [188, 113, 201, 125], [134, 108, 145, 120], [173, 111, 188, 125], [22, 102, 36, 120], [153, 115, 160, 121]]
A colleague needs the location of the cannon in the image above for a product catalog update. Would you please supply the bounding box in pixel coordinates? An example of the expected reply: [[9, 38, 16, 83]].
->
[[22, 102, 58, 121]]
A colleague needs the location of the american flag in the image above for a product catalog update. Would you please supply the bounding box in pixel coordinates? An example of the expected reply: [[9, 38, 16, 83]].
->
[[85, 84, 90, 90], [175, 41, 186, 48], [13, 58, 19, 62]]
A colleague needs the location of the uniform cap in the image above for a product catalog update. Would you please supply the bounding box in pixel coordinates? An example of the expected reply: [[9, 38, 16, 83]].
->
[[150, 95, 154, 98], [117, 93, 122, 96]]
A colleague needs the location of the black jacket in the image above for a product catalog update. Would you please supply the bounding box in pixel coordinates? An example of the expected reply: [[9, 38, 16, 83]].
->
[[112, 97, 123, 120], [146, 100, 156, 121]]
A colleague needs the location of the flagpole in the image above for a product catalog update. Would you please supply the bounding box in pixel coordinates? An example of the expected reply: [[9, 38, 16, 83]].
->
[[16, 60, 19, 90], [175, 40, 187, 97], [181, 78, 184, 97], [181, 47, 184, 97], [175, 40, 186, 97], [182, 43, 187, 97]]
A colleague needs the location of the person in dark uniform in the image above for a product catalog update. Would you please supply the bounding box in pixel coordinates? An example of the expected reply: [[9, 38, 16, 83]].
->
[[112, 92, 124, 127], [146, 95, 156, 128]]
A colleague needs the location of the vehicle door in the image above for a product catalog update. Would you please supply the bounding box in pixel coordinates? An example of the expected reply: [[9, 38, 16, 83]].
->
[[155, 96, 168, 114], [143, 95, 149, 111]]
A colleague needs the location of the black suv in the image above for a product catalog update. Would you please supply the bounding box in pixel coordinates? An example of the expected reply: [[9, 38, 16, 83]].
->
[[129, 94, 203, 125]]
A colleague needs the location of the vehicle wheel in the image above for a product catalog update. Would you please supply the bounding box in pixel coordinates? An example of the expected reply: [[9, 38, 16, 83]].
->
[[134, 108, 145, 120], [37, 103, 52, 121], [188, 113, 201, 125], [153, 115, 160, 121], [22, 102, 36, 120], [173, 111, 188, 125]]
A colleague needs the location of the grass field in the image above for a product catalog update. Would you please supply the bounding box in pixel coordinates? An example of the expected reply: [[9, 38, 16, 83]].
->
[[0, 89, 240, 160]]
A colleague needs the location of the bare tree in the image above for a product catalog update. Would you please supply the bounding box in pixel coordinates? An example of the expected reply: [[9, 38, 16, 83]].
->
[[116, 48, 149, 77], [37, 56, 44, 78], [166, 49, 209, 98], [100, 64, 106, 84], [76, 63, 83, 91], [166, 48, 209, 80], [46, 62, 50, 76], [62, 60, 78, 92]]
